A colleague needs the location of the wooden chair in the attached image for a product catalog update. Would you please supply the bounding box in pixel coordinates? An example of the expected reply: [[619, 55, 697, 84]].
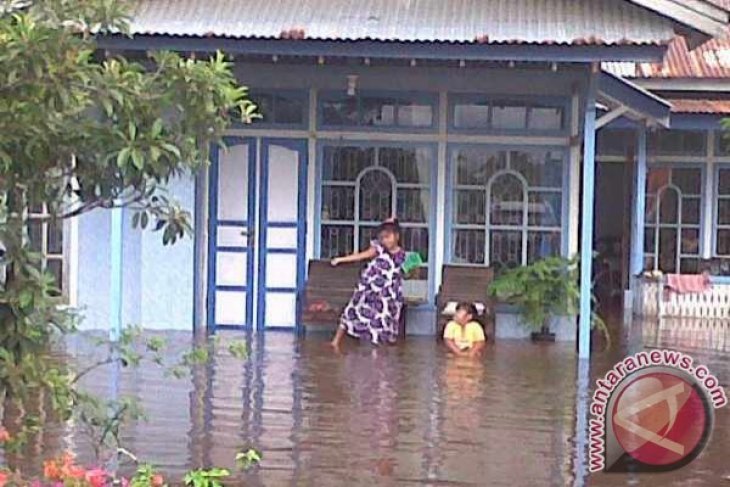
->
[[301, 259, 362, 332], [435, 265, 495, 340]]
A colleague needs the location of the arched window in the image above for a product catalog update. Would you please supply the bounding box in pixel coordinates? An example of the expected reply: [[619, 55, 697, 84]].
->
[[487, 171, 529, 269], [320, 144, 432, 264], [644, 166, 702, 273], [451, 148, 564, 270], [355, 167, 396, 249]]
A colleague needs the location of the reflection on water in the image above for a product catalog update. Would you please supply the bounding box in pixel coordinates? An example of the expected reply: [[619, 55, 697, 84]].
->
[[1, 318, 729, 487]]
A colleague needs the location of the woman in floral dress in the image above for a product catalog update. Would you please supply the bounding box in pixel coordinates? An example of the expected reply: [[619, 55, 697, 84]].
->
[[330, 219, 406, 349]]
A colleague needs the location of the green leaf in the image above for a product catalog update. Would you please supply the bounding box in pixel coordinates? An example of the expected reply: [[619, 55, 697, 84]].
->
[[116, 147, 131, 167]]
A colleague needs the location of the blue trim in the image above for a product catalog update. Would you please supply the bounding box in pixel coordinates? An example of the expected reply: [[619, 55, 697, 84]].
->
[[217, 219, 248, 227], [256, 138, 309, 331], [207, 137, 257, 331], [317, 90, 439, 133], [242, 89, 309, 130], [267, 248, 298, 254], [669, 114, 725, 130], [447, 93, 571, 137], [598, 72, 671, 125], [631, 126, 648, 277], [266, 287, 298, 293], [644, 160, 707, 263], [97, 35, 667, 62], [444, 142, 571, 264], [217, 246, 249, 253], [713, 164, 730, 257], [313, 139, 439, 302], [710, 276, 730, 284], [268, 221, 298, 228], [604, 115, 726, 131], [578, 72, 597, 360], [217, 285, 249, 292]]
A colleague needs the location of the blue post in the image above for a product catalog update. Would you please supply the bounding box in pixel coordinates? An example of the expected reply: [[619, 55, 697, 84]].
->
[[630, 125, 648, 277], [578, 70, 598, 359], [110, 206, 123, 342]]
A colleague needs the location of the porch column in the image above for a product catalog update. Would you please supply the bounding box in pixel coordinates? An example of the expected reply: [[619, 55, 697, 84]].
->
[[578, 70, 598, 359], [110, 205, 123, 341], [630, 124, 648, 278]]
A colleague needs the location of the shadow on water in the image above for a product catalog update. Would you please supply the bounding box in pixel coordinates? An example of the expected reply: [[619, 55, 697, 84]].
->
[[1, 316, 729, 487]]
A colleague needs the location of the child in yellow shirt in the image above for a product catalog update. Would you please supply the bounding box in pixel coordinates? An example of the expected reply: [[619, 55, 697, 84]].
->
[[443, 302, 486, 357]]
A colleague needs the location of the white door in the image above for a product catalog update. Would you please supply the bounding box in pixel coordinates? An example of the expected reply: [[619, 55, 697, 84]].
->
[[207, 138, 307, 330], [256, 139, 308, 330]]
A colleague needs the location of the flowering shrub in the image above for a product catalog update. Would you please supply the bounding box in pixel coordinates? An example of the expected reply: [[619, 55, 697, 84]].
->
[[0, 453, 169, 487], [0, 449, 260, 487]]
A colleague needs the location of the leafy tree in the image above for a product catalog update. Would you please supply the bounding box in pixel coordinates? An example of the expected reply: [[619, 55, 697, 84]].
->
[[0, 0, 254, 431]]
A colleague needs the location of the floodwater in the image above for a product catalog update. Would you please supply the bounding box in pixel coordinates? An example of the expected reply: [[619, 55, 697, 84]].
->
[[1, 318, 729, 486]]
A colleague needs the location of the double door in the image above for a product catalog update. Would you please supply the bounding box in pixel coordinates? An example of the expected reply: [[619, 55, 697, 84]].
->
[[207, 137, 307, 330]]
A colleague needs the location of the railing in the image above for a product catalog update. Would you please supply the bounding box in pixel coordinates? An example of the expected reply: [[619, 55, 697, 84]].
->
[[635, 278, 730, 320]]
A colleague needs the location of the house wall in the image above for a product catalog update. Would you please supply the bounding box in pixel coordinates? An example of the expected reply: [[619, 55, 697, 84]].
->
[[75, 176, 196, 330], [73, 62, 592, 336]]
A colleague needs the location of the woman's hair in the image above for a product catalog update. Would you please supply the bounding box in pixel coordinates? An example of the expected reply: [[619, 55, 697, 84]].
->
[[377, 218, 400, 235]]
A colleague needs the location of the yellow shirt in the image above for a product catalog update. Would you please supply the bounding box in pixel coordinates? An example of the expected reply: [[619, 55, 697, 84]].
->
[[443, 321, 485, 350]]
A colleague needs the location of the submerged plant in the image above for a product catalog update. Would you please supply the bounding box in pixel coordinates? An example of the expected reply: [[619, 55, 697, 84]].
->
[[488, 256, 610, 345], [183, 468, 231, 487], [235, 449, 262, 471]]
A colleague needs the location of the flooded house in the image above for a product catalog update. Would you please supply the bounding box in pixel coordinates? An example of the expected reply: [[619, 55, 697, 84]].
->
[[36, 0, 729, 358]]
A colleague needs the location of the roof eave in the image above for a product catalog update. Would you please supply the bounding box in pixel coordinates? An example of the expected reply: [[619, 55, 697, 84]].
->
[[97, 34, 668, 63], [627, 0, 729, 40], [632, 78, 730, 91], [598, 71, 673, 128]]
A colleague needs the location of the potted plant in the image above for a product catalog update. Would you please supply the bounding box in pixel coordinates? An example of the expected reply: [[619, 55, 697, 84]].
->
[[488, 256, 608, 344]]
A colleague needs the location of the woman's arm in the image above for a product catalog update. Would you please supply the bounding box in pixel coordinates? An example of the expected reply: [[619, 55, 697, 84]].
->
[[331, 247, 377, 266]]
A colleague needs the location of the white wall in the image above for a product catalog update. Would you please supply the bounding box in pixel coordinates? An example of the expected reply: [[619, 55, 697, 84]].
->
[[75, 176, 196, 331]]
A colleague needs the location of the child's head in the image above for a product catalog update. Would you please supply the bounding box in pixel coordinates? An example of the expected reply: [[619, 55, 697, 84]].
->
[[454, 302, 478, 325], [377, 219, 401, 250]]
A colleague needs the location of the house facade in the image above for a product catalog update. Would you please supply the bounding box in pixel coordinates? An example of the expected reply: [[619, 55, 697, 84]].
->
[[41, 0, 728, 357]]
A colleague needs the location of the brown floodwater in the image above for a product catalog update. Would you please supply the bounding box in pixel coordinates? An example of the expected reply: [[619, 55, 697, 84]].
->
[[1, 317, 728, 486]]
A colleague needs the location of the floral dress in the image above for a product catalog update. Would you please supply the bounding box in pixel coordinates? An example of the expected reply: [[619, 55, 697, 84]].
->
[[339, 241, 406, 345]]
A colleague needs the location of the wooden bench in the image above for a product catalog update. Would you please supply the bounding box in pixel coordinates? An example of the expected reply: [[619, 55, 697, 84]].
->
[[435, 265, 495, 340], [302, 259, 414, 339], [302, 259, 363, 332]]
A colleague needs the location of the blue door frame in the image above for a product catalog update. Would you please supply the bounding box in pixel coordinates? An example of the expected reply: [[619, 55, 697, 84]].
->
[[256, 138, 309, 332], [207, 137, 257, 330], [207, 137, 308, 332]]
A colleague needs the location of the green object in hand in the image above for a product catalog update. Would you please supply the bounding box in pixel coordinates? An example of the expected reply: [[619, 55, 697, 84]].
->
[[402, 252, 423, 274]]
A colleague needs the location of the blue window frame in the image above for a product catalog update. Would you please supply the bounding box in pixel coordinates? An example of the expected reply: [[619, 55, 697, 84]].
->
[[644, 164, 704, 274], [648, 129, 708, 156], [242, 89, 308, 129], [596, 128, 635, 157], [318, 143, 435, 260], [318, 90, 438, 131], [716, 130, 730, 157], [447, 145, 568, 272], [448, 94, 569, 135], [715, 165, 730, 257]]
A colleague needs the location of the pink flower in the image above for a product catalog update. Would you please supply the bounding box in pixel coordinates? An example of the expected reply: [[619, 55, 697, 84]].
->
[[0, 470, 8, 487], [0, 428, 10, 443], [151, 473, 165, 487], [85, 468, 109, 487]]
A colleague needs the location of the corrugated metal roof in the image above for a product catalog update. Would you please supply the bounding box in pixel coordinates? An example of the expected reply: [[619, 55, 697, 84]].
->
[[669, 98, 730, 113], [708, 0, 730, 12], [128, 0, 676, 45], [604, 34, 730, 77]]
